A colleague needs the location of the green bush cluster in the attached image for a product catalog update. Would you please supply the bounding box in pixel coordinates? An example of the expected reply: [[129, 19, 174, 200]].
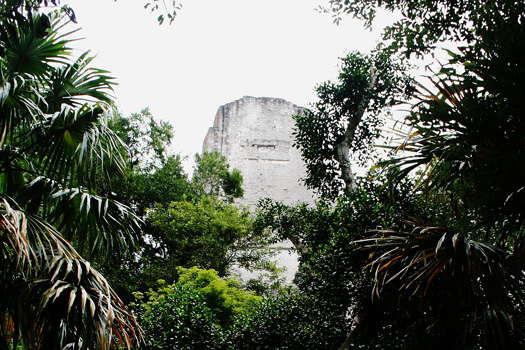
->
[[134, 269, 345, 350], [135, 282, 220, 350]]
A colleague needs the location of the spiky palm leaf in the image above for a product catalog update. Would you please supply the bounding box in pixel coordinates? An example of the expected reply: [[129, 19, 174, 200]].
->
[[0, 199, 142, 350], [1, 9, 140, 257], [378, 72, 475, 190], [368, 55, 525, 347], [359, 221, 525, 348], [379, 57, 525, 244], [46, 51, 116, 109]]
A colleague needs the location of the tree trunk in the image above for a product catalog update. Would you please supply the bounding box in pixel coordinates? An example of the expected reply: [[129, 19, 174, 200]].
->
[[288, 235, 308, 255], [335, 69, 378, 194]]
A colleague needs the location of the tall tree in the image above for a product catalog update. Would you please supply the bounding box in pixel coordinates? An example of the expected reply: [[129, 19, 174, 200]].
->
[[111, 108, 174, 173], [293, 51, 409, 200], [98, 111, 191, 301], [0, 5, 142, 349], [107, 110, 188, 215], [258, 1, 525, 349]]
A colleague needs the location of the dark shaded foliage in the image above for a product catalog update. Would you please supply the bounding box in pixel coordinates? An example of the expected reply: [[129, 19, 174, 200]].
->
[[227, 292, 345, 350]]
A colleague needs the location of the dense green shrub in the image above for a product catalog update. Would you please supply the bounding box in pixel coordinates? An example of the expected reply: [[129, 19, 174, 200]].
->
[[177, 267, 262, 327], [226, 292, 346, 350], [135, 282, 221, 350]]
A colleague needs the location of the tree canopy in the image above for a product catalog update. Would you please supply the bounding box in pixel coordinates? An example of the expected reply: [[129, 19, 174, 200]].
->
[[293, 50, 409, 199], [148, 197, 260, 278], [324, 0, 525, 57]]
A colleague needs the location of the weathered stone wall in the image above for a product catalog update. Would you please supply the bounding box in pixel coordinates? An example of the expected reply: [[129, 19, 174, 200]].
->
[[202, 96, 315, 207]]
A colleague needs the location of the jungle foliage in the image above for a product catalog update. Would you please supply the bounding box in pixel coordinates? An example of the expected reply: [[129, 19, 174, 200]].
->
[[99, 112, 271, 302], [284, 0, 525, 349], [0, 3, 142, 349], [127, 0, 525, 347], [3, 0, 524, 349]]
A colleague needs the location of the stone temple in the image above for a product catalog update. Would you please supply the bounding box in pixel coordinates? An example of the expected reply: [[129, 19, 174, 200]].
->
[[202, 96, 316, 284], [202, 96, 316, 207]]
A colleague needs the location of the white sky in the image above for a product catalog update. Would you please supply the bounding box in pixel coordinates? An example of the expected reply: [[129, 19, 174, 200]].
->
[[63, 0, 397, 172]]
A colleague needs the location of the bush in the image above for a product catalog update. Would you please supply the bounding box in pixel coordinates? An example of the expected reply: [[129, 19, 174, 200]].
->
[[227, 291, 346, 350], [135, 281, 221, 350], [177, 267, 262, 327]]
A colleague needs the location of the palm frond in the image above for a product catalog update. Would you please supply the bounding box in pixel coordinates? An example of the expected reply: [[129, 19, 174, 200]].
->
[[2, 11, 71, 80], [45, 51, 116, 111], [33, 256, 142, 350], [14, 176, 141, 260], [358, 220, 525, 348], [0, 73, 46, 145], [1, 7, 143, 348], [50, 187, 142, 259], [378, 70, 473, 188], [23, 103, 127, 189], [0, 199, 143, 349]]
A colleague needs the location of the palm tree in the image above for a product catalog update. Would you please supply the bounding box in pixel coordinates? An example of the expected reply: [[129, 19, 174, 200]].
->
[[1, 3, 142, 349], [364, 50, 525, 348], [361, 220, 525, 348]]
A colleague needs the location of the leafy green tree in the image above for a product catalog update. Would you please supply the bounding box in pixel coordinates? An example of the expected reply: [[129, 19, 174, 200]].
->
[[228, 291, 345, 350], [107, 117, 242, 214], [249, 1, 525, 346], [255, 198, 343, 254], [101, 117, 245, 301], [293, 51, 409, 200], [134, 268, 262, 350], [176, 267, 261, 327], [131, 154, 191, 213], [317, 1, 525, 348], [111, 108, 173, 172], [148, 197, 270, 279], [106, 108, 186, 212], [0, 5, 141, 349], [192, 150, 244, 202], [255, 177, 440, 349], [97, 111, 192, 301]]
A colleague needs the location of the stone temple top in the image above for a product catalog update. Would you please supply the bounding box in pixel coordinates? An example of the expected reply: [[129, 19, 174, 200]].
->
[[202, 96, 316, 207]]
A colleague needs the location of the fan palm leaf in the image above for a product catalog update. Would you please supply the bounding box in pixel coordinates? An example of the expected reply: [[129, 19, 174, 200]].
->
[[1, 5, 143, 349], [379, 56, 525, 244], [2, 11, 71, 79], [379, 74, 473, 187], [1, 11, 139, 254], [28, 103, 125, 187], [46, 51, 115, 110], [359, 220, 525, 348]]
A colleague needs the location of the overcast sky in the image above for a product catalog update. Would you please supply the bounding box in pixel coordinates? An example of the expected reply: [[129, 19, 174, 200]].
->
[[63, 0, 396, 172]]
